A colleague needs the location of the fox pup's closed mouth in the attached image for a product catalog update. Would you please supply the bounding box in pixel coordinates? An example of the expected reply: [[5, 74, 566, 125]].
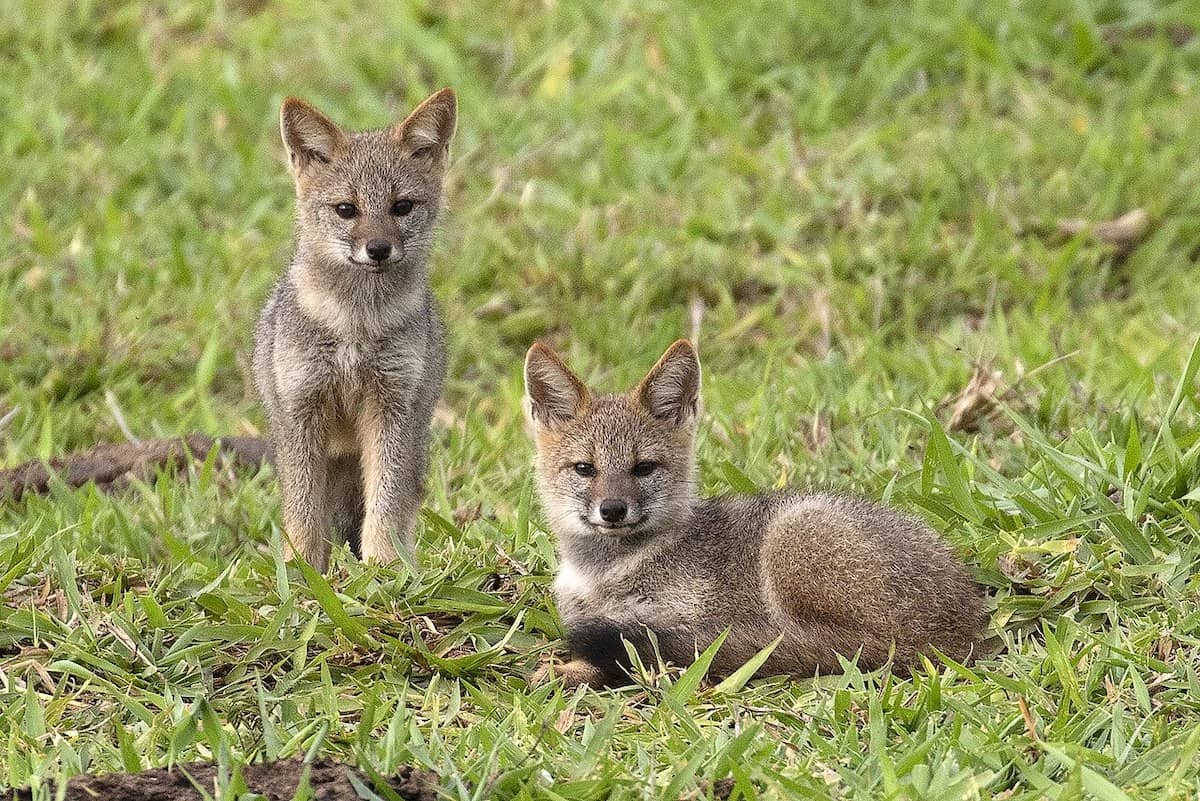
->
[[587, 516, 648, 533], [349, 260, 393, 274], [347, 249, 405, 273]]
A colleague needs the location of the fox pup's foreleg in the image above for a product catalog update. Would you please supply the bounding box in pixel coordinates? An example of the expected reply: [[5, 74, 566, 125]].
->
[[533, 658, 610, 689], [273, 413, 334, 572], [358, 400, 428, 564]]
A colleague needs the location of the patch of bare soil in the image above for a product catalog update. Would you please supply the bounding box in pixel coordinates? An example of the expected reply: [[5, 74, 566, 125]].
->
[[0, 758, 438, 801], [0, 435, 270, 501]]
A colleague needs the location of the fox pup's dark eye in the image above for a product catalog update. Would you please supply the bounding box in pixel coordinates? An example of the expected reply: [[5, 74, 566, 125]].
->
[[334, 203, 357, 219], [632, 461, 658, 477], [573, 462, 596, 477], [392, 199, 415, 216]]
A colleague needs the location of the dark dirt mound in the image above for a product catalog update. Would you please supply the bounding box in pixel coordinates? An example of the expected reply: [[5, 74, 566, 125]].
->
[[0, 757, 437, 801], [0, 434, 271, 501]]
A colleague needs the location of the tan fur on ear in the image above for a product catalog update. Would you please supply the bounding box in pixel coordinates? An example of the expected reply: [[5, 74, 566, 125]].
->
[[392, 88, 457, 159], [524, 343, 588, 426], [280, 98, 347, 176], [635, 339, 701, 425]]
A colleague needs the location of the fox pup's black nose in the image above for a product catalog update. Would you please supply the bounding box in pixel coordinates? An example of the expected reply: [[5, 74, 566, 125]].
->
[[365, 239, 392, 262], [599, 499, 628, 523]]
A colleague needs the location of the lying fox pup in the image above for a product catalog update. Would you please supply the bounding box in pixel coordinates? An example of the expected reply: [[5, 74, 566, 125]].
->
[[523, 340, 986, 687]]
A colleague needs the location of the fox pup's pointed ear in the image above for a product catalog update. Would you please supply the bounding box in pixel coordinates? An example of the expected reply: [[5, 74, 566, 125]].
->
[[393, 88, 457, 162], [524, 343, 588, 427], [636, 340, 701, 426], [280, 98, 347, 175]]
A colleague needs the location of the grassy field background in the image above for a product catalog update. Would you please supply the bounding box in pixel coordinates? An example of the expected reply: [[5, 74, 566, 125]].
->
[[4, 1, 1200, 798]]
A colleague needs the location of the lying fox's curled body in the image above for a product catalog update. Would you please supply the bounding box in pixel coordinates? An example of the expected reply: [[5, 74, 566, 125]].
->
[[524, 340, 987, 687]]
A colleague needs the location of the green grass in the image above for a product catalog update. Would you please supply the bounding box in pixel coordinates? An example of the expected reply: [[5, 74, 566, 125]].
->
[[3, 0, 1200, 798]]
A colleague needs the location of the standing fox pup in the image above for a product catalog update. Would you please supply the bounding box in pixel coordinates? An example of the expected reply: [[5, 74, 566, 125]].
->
[[524, 340, 986, 687], [253, 89, 456, 571]]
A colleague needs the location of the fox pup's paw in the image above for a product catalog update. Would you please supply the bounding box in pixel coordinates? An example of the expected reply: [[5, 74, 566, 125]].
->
[[531, 658, 606, 689]]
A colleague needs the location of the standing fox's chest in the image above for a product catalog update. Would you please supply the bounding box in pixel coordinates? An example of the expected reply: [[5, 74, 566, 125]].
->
[[270, 333, 426, 459], [324, 338, 419, 385], [325, 343, 372, 453], [330, 339, 369, 379], [276, 336, 424, 401]]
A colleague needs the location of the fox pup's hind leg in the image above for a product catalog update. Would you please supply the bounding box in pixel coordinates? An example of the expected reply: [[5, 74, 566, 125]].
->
[[358, 399, 429, 564], [327, 455, 365, 558], [760, 498, 899, 672]]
